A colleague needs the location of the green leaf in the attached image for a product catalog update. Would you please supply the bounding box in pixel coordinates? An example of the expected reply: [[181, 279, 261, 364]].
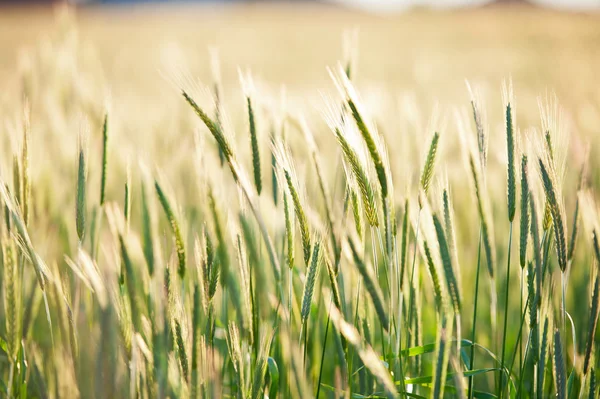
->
[[442, 384, 498, 399], [387, 339, 470, 359], [267, 357, 279, 399], [401, 367, 498, 385], [0, 335, 8, 355]]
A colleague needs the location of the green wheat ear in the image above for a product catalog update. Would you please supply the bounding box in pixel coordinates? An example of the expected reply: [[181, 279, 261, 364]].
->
[[443, 187, 462, 297], [527, 261, 538, 361], [333, 127, 378, 227], [155, 180, 186, 278], [2, 238, 20, 360], [346, 100, 388, 199], [542, 131, 554, 232], [283, 190, 294, 270], [469, 154, 495, 278], [140, 179, 155, 276], [420, 131, 439, 203], [124, 164, 131, 232], [22, 103, 30, 226], [324, 253, 342, 313], [538, 317, 550, 394], [76, 137, 87, 243], [468, 82, 487, 169], [300, 240, 321, 323], [433, 213, 461, 314], [519, 155, 530, 268], [284, 169, 311, 267], [100, 113, 109, 206], [590, 369, 597, 399], [506, 103, 516, 222], [3, 184, 10, 232], [270, 130, 278, 206], [246, 96, 262, 195], [204, 226, 220, 301], [530, 192, 542, 303], [423, 240, 443, 312], [432, 313, 453, 399], [13, 155, 22, 211], [174, 318, 189, 382], [553, 328, 566, 399], [349, 188, 363, 241], [183, 91, 233, 161], [539, 159, 567, 273]]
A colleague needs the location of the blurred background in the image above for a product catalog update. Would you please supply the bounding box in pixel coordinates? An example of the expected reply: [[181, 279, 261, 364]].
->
[[1, 0, 598, 107], [1, 0, 599, 10], [0, 0, 599, 166]]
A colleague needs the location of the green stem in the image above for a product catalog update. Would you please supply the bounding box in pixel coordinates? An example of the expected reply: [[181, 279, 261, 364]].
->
[[468, 227, 483, 399], [508, 292, 531, 390], [537, 231, 548, 399], [289, 267, 293, 327], [520, 268, 524, 395], [315, 298, 333, 399], [406, 209, 422, 351], [394, 236, 406, 396], [288, 266, 293, 399], [370, 227, 388, 358], [561, 271, 566, 369], [349, 278, 362, 393], [7, 362, 14, 398], [499, 221, 514, 399], [516, 327, 533, 398]]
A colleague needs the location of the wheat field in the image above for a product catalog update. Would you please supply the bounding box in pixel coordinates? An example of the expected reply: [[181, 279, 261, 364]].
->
[[1, 3, 600, 398]]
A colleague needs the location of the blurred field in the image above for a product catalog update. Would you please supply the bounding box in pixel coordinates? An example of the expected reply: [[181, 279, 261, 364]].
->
[[1, 3, 600, 398], [1, 4, 600, 101], [2, 4, 600, 160]]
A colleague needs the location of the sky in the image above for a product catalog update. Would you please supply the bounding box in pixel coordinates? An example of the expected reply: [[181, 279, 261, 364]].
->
[[333, 0, 600, 12]]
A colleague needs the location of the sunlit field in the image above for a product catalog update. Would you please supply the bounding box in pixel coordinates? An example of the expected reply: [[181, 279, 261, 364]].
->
[[1, 3, 600, 398]]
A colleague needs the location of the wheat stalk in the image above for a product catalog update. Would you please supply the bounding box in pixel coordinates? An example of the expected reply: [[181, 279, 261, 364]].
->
[[155, 179, 186, 278], [348, 236, 389, 332], [583, 273, 599, 375]]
